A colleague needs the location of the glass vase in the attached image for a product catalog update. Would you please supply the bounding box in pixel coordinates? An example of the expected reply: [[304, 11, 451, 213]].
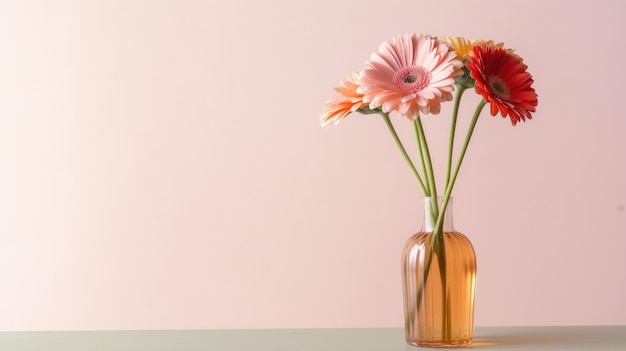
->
[[401, 197, 477, 348]]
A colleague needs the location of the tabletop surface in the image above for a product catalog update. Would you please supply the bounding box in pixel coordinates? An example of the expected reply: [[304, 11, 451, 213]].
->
[[0, 326, 625, 350]]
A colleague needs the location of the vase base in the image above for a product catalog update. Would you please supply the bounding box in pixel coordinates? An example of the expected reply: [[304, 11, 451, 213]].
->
[[407, 339, 472, 348]]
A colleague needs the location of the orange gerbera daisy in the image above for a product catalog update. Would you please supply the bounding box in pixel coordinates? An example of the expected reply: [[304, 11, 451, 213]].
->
[[467, 43, 538, 125], [320, 72, 368, 127], [358, 33, 463, 119]]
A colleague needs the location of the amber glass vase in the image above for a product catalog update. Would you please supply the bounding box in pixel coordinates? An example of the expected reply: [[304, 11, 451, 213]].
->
[[401, 197, 477, 348]]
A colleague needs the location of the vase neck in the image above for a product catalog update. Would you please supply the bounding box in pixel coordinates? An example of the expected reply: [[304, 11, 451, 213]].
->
[[422, 197, 455, 233]]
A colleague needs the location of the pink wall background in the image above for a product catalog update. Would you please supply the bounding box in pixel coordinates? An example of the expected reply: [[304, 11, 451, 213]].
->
[[1, 0, 625, 331]]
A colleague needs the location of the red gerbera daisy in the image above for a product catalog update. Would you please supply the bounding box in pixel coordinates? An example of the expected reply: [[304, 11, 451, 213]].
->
[[467, 43, 538, 125]]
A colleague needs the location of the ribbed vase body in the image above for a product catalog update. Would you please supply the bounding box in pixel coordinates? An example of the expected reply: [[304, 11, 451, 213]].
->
[[401, 197, 477, 348]]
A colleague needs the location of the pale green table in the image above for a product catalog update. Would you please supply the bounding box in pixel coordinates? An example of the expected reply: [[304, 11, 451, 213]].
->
[[0, 326, 624, 350]]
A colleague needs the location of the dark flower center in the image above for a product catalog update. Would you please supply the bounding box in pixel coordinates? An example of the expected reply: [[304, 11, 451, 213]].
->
[[404, 75, 417, 84], [393, 66, 431, 93], [488, 75, 511, 100]]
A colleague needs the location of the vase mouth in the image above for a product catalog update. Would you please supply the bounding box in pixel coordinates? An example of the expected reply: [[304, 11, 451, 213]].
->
[[422, 196, 454, 232], [422, 196, 453, 207]]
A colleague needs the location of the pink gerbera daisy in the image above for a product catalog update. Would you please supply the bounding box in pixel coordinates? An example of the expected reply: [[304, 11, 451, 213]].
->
[[320, 72, 367, 127], [466, 43, 538, 125], [358, 34, 463, 119]]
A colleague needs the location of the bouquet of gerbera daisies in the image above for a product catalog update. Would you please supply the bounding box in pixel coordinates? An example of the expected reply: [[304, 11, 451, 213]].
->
[[321, 34, 537, 237]]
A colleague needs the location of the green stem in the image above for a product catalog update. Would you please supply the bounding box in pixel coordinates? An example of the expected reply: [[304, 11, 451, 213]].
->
[[413, 120, 431, 196], [415, 118, 438, 219], [444, 85, 468, 192], [434, 99, 487, 235], [380, 113, 428, 195]]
